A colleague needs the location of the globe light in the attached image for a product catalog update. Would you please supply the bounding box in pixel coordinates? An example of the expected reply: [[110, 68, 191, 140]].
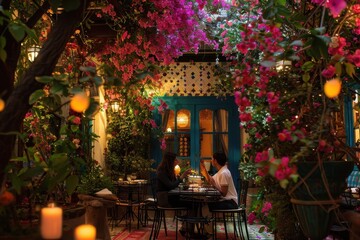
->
[[324, 78, 342, 98]]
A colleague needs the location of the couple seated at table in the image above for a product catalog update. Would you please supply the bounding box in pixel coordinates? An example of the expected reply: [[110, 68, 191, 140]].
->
[[156, 151, 238, 236]]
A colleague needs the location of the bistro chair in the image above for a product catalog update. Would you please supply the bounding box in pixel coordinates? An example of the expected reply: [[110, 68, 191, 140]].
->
[[139, 177, 158, 226], [175, 214, 215, 240], [210, 179, 249, 240], [149, 177, 188, 240], [110, 182, 147, 231], [150, 205, 188, 240]]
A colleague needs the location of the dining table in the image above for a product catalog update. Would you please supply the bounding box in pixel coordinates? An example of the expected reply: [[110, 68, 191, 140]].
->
[[168, 186, 222, 239]]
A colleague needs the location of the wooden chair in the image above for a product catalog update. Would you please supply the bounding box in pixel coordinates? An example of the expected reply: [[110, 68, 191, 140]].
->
[[210, 179, 249, 239]]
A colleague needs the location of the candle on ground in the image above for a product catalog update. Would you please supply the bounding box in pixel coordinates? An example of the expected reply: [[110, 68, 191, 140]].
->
[[74, 224, 96, 240], [40, 204, 63, 239]]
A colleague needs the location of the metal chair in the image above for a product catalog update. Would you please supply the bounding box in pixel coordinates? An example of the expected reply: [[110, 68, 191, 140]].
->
[[210, 179, 250, 239], [139, 177, 158, 226], [176, 215, 215, 240], [148, 177, 188, 240], [110, 182, 147, 231], [150, 205, 188, 240]]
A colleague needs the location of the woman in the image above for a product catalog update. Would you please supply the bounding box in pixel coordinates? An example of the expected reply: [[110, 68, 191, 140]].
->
[[156, 152, 191, 207]]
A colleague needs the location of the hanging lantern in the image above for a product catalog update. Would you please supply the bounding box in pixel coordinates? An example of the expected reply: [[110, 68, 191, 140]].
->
[[111, 101, 120, 113], [27, 45, 41, 62]]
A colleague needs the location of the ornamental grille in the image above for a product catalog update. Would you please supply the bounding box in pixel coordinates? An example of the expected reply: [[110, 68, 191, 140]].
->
[[159, 62, 232, 96]]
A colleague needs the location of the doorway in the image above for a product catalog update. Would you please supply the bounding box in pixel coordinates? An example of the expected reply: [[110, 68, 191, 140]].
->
[[152, 96, 241, 185]]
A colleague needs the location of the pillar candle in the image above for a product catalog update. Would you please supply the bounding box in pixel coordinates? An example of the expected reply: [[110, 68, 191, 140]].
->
[[40, 204, 63, 239], [74, 224, 96, 240], [174, 164, 181, 176]]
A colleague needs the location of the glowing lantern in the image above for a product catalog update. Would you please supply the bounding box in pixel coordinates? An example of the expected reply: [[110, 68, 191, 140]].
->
[[0, 98, 5, 111], [174, 164, 181, 176], [70, 93, 90, 113], [324, 78, 341, 98]]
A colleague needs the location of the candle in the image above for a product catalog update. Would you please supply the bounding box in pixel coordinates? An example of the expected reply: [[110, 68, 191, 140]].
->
[[174, 164, 181, 176], [74, 224, 96, 240], [40, 204, 63, 239]]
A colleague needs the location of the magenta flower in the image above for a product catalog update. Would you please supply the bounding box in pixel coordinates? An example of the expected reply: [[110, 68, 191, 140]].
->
[[326, 0, 347, 17], [72, 116, 81, 125], [321, 65, 336, 78], [248, 212, 257, 224], [349, 49, 360, 67]]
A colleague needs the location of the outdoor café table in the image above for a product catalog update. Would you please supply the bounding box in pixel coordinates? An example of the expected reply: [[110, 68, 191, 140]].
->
[[168, 187, 221, 216], [113, 179, 148, 231], [168, 187, 221, 239]]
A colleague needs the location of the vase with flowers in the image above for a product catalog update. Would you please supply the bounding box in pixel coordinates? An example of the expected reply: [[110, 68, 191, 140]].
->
[[216, 0, 360, 238]]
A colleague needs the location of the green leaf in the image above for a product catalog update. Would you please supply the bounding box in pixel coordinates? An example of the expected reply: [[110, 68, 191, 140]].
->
[[70, 87, 84, 94], [275, 0, 286, 5], [93, 76, 103, 86], [25, 28, 37, 40], [344, 62, 355, 78], [260, 60, 276, 68], [8, 22, 25, 42], [301, 61, 314, 72], [335, 62, 342, 76], [50, 82, 66, 94], [29, 90, 45, 104], [289, 40, 303, 47], [18, 166, 44, 180], [66, 175, 79, 195], [0, 36, 6, 48], [259, 226, 265, 233], [314, 27, 326, 35], [84, 101, 100, 118], [302, 73, 310, 82], [35, 76, 54, 83], [0, 48, 7, 62], [49, 153, 68, 167], [311, 35, 329, 59], [279, 179, 289, 189], [263, 7, 277, 19], [71, 125, 79, 132], [10, 174, 23, 194]]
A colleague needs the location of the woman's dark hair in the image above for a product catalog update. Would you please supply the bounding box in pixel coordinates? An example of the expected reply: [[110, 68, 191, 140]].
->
[[157, 152, 177, 180], [213, 152, 227, 166]]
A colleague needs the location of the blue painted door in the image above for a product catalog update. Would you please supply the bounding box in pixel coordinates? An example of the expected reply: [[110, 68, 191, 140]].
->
[[152, 96, 241, 187]]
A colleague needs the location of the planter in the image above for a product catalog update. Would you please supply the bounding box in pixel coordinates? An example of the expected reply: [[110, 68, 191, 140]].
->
[[246, 186, 260, 213], [289, 161, 354, 240]]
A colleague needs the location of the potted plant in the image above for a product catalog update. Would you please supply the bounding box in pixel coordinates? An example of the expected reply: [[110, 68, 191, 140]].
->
[[217, 0, 360, 239]]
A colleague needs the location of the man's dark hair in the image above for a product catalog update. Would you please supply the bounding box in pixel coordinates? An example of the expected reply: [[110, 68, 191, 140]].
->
[[213, 152, 227, 166]]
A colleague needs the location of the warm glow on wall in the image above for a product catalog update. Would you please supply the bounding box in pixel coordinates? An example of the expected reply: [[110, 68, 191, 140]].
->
[[177, 111, 189, 128]]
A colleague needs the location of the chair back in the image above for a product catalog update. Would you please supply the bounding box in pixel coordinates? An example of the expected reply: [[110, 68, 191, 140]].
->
[[238, 179, 249, 207], [150, 176, 158, 201]]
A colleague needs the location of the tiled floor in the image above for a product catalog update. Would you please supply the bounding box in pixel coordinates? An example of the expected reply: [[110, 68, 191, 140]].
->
[[109, 208, 274, 240]]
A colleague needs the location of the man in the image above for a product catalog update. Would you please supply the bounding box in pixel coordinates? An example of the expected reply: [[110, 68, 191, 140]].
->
[[200, 152, 238, 210]]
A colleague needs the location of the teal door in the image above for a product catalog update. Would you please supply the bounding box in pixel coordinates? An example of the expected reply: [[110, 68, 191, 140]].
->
[[152, 96, 241, 186]]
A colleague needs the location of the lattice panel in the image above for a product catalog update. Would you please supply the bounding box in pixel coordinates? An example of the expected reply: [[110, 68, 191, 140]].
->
[[159, 62, 231, 96]]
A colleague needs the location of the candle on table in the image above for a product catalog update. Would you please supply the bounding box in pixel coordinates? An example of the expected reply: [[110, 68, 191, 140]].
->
[[74, 224, 96, 240], [174, 164, 181, 176], [40, 203, 63, 239]]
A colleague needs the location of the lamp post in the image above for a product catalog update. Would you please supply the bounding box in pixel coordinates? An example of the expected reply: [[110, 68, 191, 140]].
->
[[27, 45, 41, 62]]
